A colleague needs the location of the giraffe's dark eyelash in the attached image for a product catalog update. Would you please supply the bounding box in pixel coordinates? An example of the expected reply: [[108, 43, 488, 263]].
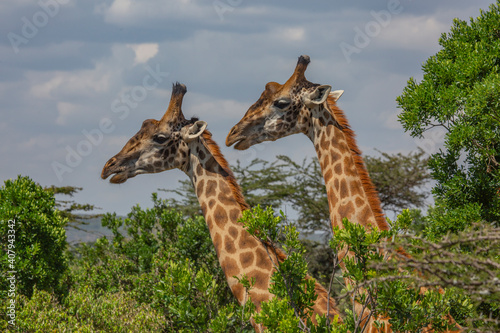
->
[[153, 135, 168, 144]]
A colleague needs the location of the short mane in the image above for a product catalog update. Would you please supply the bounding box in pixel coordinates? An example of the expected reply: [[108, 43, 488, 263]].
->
[[201, 130, 250, 212], [326, 96, 389, 231]]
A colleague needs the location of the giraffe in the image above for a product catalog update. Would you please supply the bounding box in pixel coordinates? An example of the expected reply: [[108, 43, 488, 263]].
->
[[226, 56, 461, 332], [101, 82, 342, 332]]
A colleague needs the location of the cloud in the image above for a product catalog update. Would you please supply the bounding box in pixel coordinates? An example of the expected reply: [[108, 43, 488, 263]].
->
[[28, 63, 112, 101], [56, 101, 78, 125], [101, 0, 211, 26], [376, 14, 448, 52], [273, 27, 306, 42], [127, 43, 159, 65]]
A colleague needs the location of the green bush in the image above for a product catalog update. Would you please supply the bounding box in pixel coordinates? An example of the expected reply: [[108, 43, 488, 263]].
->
[[0, 175, 68, 299], [1, 286, 164, 332], [71, 193, 253, 332]]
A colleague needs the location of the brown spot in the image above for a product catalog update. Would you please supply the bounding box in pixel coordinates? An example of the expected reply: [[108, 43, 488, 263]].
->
[[330, 150, 341, 162], [334, 163, 342, 175], [153, 161, 162, 168], [214, 205, 228, 229], [344, 156, 357, 176], [332, 215, 340, 228], [206, 180, 217, 197], [338, 140, 349, 151], [325, 124, 332, 137], [324, 168, 333, 183], [206, 216, 213, 231], [320, 132, 330, 150], [239, 231, 258, 249], [339, 179, 349, 198], [355, 197, 364, 208], [249, 291, 271, 312], [198, 148, 206, 160], [231, 283, 245, 302], [213, 233, 222, 256], [359, 205, 373, 225], [334, 178, 339, 189], [229, 208, 241, 223], [318, 115, 327, 127], [338, 202, 355, 219], [196, 179, 205, 197], [350, 180, 364, 197], [255, 247, 272, 270], [229, 226, 239, 239], [222, 257, 239, 278], [208, 199, 216, 209], [321, 154, 329, 170], [240, 251, 255, 269], [327, 196, 336, 212], [218, 191, 236, 207], [196, 163, 204, 176], [224, 235, 236, 254], [201, 202, 208, 216], [248, 269, 270, 290], [219, 180, 231, 193]]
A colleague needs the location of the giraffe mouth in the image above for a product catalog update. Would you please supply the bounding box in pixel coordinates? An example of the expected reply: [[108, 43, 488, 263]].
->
[[109, 172, 129, 184], [226, 129, 256, 150], [233, 138, 251, 150], [105, 168, 149, 184]]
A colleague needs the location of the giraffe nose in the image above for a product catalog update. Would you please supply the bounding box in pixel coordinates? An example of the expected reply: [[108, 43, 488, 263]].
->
[[101, 157, 117, 179], [226, 126, 238, 146]]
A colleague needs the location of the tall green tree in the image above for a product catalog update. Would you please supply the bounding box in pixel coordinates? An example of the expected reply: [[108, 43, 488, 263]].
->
[[397, 1, 500, 223]]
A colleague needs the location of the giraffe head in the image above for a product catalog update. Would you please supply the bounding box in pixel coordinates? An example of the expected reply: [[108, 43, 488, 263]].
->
[[101, 83, 207, 183], [226, 55, 344, 149]]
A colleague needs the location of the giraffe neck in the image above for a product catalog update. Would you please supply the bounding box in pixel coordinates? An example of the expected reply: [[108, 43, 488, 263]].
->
[[305, 104, 388, 232], [183, 134, 275, 311]]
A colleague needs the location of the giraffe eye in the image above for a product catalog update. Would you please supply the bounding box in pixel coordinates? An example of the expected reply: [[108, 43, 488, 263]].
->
[[153, 135, 168, 144], [273, 99, 291, 109]]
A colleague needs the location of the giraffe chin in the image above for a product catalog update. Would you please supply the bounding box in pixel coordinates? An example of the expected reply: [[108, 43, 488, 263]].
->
[[233, 139, 251, 150], [109, 172, 129, 184]]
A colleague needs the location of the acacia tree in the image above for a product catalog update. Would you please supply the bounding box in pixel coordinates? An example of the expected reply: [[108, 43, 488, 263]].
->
[[44, 185, 101, 231], [164, 152, 431, 235], [397, 1, 500, 224], [364, 149, 431, 215]]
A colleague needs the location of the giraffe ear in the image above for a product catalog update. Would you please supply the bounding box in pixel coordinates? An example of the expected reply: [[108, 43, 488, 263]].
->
[[330, 90, 344, 102], [303, 85, 331, 107], [183, 120, 207, 142]]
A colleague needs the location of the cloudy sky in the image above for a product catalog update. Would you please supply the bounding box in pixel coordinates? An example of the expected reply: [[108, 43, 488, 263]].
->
[[1, 0, 495, 215]]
